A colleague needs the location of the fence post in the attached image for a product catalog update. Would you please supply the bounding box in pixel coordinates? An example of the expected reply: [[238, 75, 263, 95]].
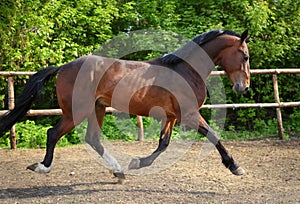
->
[[137, 116, 144, 141], [8, 76, 17, 149], [272, 74, 284, 140]]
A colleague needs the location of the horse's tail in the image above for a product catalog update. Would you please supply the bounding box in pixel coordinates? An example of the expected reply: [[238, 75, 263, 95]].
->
[[0, 66, 60, 137]]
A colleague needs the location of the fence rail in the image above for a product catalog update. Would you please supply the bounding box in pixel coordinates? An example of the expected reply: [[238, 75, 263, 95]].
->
[[1, 69, 300, 149]]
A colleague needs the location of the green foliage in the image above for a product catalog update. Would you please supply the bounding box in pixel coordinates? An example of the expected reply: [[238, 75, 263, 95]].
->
[[101, 114, 137, 141], [0, 120, 79, 148], [94, 29, 186, 60], [287, 107, 300, 136], [102, 114, 161, 141], [0, 0, 118, 71], [0, 0, 299, 148]]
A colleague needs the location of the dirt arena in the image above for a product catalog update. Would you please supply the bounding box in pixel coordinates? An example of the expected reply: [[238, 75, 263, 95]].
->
[[1, 139, 299, 204]]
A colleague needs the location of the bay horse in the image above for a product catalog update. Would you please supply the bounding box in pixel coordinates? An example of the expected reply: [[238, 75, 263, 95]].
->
[[0, 29, 250, 183]]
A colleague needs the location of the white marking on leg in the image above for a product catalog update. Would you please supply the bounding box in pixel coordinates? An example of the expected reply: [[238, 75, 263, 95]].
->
[[128, 158, 141, 170], [34, 162, 52, 173], [102, 149, 123, 173]]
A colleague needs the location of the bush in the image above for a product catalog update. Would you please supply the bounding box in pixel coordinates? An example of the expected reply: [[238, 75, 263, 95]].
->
[[0, 120, 79, 148]]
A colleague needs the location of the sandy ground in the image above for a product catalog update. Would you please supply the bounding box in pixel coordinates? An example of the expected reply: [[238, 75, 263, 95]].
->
[[0, 139, 299, 204]]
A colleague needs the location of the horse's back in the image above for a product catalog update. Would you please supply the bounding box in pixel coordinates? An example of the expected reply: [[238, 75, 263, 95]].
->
[[55, 55, 149, 115], [56, 55, 107, 116]]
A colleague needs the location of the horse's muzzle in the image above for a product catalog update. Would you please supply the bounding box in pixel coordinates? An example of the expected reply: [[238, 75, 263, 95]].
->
[[233, 83, 249, 94]]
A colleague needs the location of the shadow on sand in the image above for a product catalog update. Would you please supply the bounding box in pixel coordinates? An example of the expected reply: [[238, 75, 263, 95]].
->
[[0, 181, 216, 199]]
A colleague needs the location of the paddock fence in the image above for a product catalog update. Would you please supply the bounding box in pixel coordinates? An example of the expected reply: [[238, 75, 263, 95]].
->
[[1, 69, 300, 149]]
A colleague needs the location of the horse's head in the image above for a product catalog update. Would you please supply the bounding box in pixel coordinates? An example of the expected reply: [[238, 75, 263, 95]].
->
[[216, 30, 250, 94]]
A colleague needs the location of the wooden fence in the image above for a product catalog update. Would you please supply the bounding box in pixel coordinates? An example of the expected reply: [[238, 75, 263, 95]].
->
[[1, 69, 300, 149]]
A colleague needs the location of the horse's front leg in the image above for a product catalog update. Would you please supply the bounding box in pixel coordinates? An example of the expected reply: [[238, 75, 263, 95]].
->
[[85, 102, 125, 183], [128, 117, 176, 170], [197, 115, 245, 176]]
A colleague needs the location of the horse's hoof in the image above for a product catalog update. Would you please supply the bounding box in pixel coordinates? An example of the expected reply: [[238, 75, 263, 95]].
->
[[128, 158, 140, 170], [113, 172, 126, 179], [231, 167, 245, 176], [26, 162, 52, 173], [113, 172, 126, 184], [27, 163, 39, 171]]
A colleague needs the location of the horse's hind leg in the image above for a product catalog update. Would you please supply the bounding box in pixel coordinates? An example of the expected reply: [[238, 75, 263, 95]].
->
[[196, 114, 245, 176], [129, 117, 176, 170], [85, 102, 125, 182], [27, 115, 75, 173]]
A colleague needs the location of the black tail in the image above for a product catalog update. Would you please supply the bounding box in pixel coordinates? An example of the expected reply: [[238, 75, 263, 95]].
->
[[0, 66, 60, 136]]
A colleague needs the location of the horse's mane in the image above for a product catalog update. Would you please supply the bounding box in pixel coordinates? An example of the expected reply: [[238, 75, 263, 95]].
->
[[160, 29, 241, 64]]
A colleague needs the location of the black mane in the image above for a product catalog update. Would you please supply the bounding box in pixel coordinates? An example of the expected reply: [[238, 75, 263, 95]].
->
[[160, 29, 241, 64]]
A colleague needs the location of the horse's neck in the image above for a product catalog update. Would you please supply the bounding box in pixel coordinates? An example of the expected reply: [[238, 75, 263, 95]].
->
[[202, 35, 236, 66], [184, 38, 228, 81], [195, 36, 235, 79]]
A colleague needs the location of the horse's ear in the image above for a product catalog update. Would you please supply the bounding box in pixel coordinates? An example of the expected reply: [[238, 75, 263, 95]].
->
[[245, 36, 250, 43], [240, 30, 249, 44]]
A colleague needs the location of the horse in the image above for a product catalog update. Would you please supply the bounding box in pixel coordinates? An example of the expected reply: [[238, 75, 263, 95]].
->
[[0, 29, 250, 183]]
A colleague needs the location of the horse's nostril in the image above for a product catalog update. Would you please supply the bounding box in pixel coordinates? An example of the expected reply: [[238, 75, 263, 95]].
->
[[244, 87, 249, 92]]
